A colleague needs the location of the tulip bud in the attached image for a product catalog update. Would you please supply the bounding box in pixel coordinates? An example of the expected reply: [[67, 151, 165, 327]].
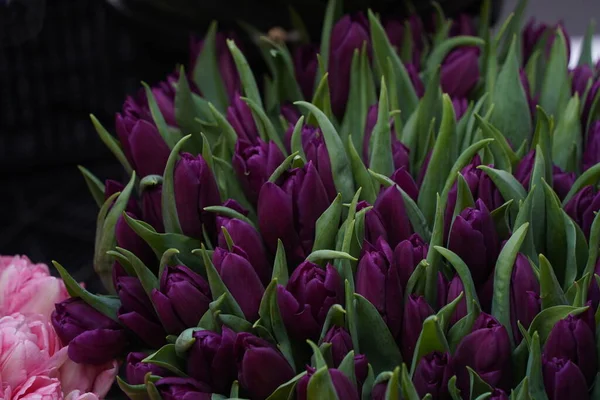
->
[[584, 80, 600, 124], [515, 150, 576, 201], [390, 167, 419, 202], [384, 16, 424, 67], [510, 253, 540, 341], [278, 262, 343, 341], [490, 389, 509, 400], [234, 332, 295, 399], [356, 238, 403, 339], [522, 18, 548, 63], [452, 97, 469, 120], [126, 352, 171, 385], [565, 186, 599, 238], [173, 152, 221, 239], [354, 354, 369, 390], [329, 13, 371, 116], [280, 103, 301, 126], [323, 326, 353, 367], [233, 138, 286, 205], [450, 14, 477, 36], [373, 185, 413, 248], [141, 182, 164, 232], [412, 351, 453, 400], [150, 73, 178, 126], [543, 314, 598, 384], [452, 313, 512, 392], [116, 212, 156, 269], [588, 260, 600, 309], [297, 367, 360, 400], [446, 275, 468, 325], [584, 121, 600, 172], [363, 104, 411, 172], [115, 114, 170, 178], [441, 47, 480, 98], [393, 233, 428, 291], [212, 246, 265, 322], [105, 179, 140, 214], [543, 357, 590, 400], [520, 69, 536, 115], [371, 382, 387, 400], [402, 295, 435, 361], [113, 263, 166, 348], [406, 63, 425, 98], [572, 65, 594, 97], [258, 161, 330, 263], [155, 377, 211, 400], [227, 93, 259, 145], [448, 199, 500, 286], [293, 44, 319, 100], [51, 298, 127, 365], [187, 327, 237, 394], [151, 265, 211, 334]]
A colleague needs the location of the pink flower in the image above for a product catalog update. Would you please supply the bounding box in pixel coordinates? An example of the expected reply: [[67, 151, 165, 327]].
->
[[58, 358, 118, 398], [64, 390, 100, 400], [4, 376, 62, 399], [0, 256, 68, 319]]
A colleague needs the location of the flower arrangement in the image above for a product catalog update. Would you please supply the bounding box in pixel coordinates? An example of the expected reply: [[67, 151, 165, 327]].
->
[[52, 0, 600, 398]]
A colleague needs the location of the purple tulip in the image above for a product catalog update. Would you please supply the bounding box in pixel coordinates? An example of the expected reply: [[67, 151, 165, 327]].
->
[[116, 212, 156, 269], [406, 63, 426, 98], [151, 265, 211, 334], [522, 19, 571, 64], [354, 354, 369, 390], [363, 104, 411, 172], [126, 352, 171, 385], [173, 152, 221, 239], [212, 246, 265, 322], [113, 263, 166, 348], [187, 327, 237, 394], [278, 262, 343, 341], [189, 32, 240, 101], [280, 103, 301, 126], [232, 138, 286, 205], [412, 351, 453, 400], [323, 326, 353, 367], [543, 357, 590, 400], [155, 377, 211, 400], [401, 295, 435, 361], [514, 150, 576, 200], [452, 97, 469, 120], [510, 253, 540, 341], [373, 185, 413, 248], [329, 13, 371, 117], [234, 332, 295, 400], [490, 389, 509, 400], [293, 44, 319, 100], [450, 14, 477, 36], [357, 200, 388, 246], [390, 167, 419, 202], [104, 179, 140, 214], [356, 238, 403, 339], [141, 182, 164, 232], [417, 151, 432, 187], [393, 233, 429, 291], [446, 276, 468, 325], [584, 80, 600, 124], [284, 125, 337, 200], [151, 72, 179, 126], [564, 186, 599, 237], [297, 367, 359, 400], [51, 298, 127, 365], [448, 199, 500, 286], [452, 313, 512, 393], [227, 93, 259, 145], [441, 47, 480, 98], [384, 15, 424, 67], [371, 382, 387, 400], [572, 65, 594, 97], [520, 69, 536, 115], [553, 165, 577, 200], [115, 114, 170, 178], [544, 313, 598, 384], [584, 121, 600, 171], [588, 259, 600, 308], [258, 161, 330, 263]]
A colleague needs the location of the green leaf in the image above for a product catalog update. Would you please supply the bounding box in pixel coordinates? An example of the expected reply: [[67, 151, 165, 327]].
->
[[475, 115, 516, 172], [562, 214, 581, 289], [513, 187, 537, 261], [268, 151, 300, 183], [291, 116, 307, 161], [562, 162, 600, 205], [313, 194, 343, 253], [161, 135, 192, 235], [90, 114, 134, 176], [142, 82, 178, 149], [308, 340, 329, 370], [525, 332, 549, 400], [206, 102, 239, 156], [116, 376, 149, 400], [584, 210, 600, 277], [295, 101, 355, 203], [345, 280, 359, 353], [435, 247, 481, 315], [174, 66, 203, 152], [400, 364, 420, 400], [529, 146, 547, 253], [273, 240, 289, 286], [144, 344, 187, 377], [213, 157, 255, 216], [258, 37, 304, 104], [539, 29, 569, 120], [410, 315, 450, 375], [543, 181, 568, 284], [462, 94, 489, 153], [219, 314, 253, 333], [354, 293, 403, 374], [530, 106, 554, 184], [227, 39, 263, 110], [319, 304, 347, 342], [116, 247, 159, 297], [491, 200, 514, 240], [306, 250, 357, 264], [447, 301, 481, 352], [315, 0, 341, 88], [369, 78, 394, 177], [78, 166, 106, 208], [468, 367, 494, 399], [497, 0, 529, 63], [270, 284, 296, 372], [448, 376, 462, 400], [491, 223, 529, 346], [266, 372, 307, 400], [437, 291, 465, 333], [348, 137, 377, 204], [338, 351, 357, 388], [578, 20, 596, 67], [453, 173, 476, 219], [425, 195, 445, 307], [243, 97, 287, 154], [307, 70, 334, 126], [539, 254, 567, 309], [307, 366, 339, 400], [413, 68, 442, 175], [552, 95, 581, 173], [203, 206, 256, 230], [385, 367, 401, 400], [527, 305, 589, 343], [478, 166, 526, 217]]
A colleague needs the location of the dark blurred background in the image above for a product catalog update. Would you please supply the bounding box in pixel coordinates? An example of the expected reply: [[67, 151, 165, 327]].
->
[[2, 0, 593, 292]]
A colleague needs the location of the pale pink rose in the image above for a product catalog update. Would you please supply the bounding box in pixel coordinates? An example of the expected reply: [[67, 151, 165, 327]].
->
[[59, 358, 118, 398], [0, 256, 68, 319], [0, 314, 65, 393], [5, 376, 62, 399], [64, 390, 100, 400]]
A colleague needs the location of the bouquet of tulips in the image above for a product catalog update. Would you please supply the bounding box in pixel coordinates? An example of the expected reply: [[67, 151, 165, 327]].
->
[[51, 0, 600, 398]]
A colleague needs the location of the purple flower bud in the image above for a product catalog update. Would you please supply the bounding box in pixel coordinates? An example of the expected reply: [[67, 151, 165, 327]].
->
[[280, 103, 301, 126], [234, 332, 295, 399], [544, 313, 598, 384], [490, 389, 509, 400], [115, 115, 170, 178], [150, 73, 178, 126], [417, 151, 432, 188], [522, 18, 548, 62], [384, 16, 424, 67], [552, 165, 577, 200], [142, 183, 164, 232], [329, 13, 371, 117], [151, 265, 211, 334], [446, 276, 468, 325], [189, 32, 240, 100], [452, 313, 512, 393], [452, 97, 469, 120], [363, 104, 411, 172], [371, 382, 387, 400], [584, 121, 600, 171], [401, 295, 435, 361], [357, 200, 389, 246], [213, 246, 265, 322], [258, 161, 330, 264], [584, 80, 600, 124], [113, 263, 166, 348], [450, 14, 477, 36], [278, 262, 343, 341], [412, 351, 453, 400], [510, 253, 540, 341], [187, 327, 237, 394], [104, 179, 140, 215], [233, 138, 286, 205], [155, 377, 211, 400], [356, 238, 403, 339], [441, 48, 480, 98], [126, 352, 171, 385], [406, 63, 426, 98], [520, 69, 536, 115], [174, 152, 221, 239], [51, 298, 127, 365], [323, 326, 353, 367], [227, 93, 259, 144], [572, 65, 594, 97], [354, 354, 369, 389], [588, 260, 600, 308], [373, 185, 413, 248], [297, 367, 359, 400], [116, 212, 156, 269], [448, 199, 500, 286], [390, 167, 419, 202], [514, 150, 576, 200], [543, 357, 590, 400], [293, 44, 319, 100], [393, 233, 429, 291], [565, 186, 600, 237]]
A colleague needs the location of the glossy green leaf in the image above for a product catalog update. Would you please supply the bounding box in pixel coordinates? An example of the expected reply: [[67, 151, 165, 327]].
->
[[552, 95, 581, 173], [266, 372, 307, 400], [539, 254, 567, 309], [116, 376, 149, 400], [490, 200, 514, 241], [478, 166, 526, 216], [435, 246, 481, 314], [89, 116, 133, 177], [578, 20, 596, 67], [447, 300, 481, 352], [525, 332, 549, 400], [313, 194, 343, 253], [448, 376, 462, 400], [369, 78, 394, 177], [272, 240, 289, 286], [410, 315, 449, 376], [78, 166, 106, 208], [468, 367, 494, 399], [306, 250, 357, 264], [228, 39, 263, 109], [437, 291, 465, 333], [116, 247, 158, 297], [307, 366, 339, 400], [385, 367, 401, 400], [144, 344, 187, 377], [543, 181, 567, 284], [562, 162, 600, 205], [453, 173, 475, 219], [539, 29, 569, 120], [161, 135, 192, 235]]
